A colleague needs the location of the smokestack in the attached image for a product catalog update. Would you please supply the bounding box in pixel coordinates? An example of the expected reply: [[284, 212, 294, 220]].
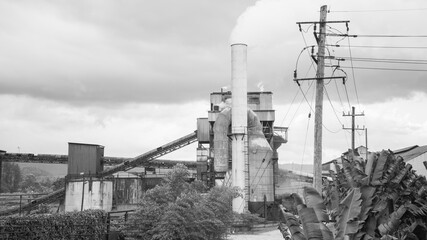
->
[[231, 43, 248, 213]]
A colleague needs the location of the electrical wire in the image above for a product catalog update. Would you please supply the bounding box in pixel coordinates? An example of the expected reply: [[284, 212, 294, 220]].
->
[[326, 65, 427, 72], [327, 25, 347, 45], [297, 84, 341, 134], [343, 81, 352, 110], [299, 24, 314, 33], [298, 25, 318, 72], [251, 160, 272, 196], [295, 45, 316, 71], [288, 79, 315, 128], [331, 67, 346, 111], [326, 44, 427, 49], [326, 33, 427, 38], [280, 89, 300, 127], [300, 113, 311, 172], [335, 57, 427, 65], [347, 37, 361, 108], [324, 86, 344, 126], [329, 8, 427, 13]]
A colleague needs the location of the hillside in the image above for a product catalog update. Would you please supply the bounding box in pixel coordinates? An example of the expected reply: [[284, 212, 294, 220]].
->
[[18, 163, 67, 178], [278, 163, 313, 174]]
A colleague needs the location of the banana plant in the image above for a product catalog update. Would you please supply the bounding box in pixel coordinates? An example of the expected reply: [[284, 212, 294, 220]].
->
[[279, 150, 427, 240]]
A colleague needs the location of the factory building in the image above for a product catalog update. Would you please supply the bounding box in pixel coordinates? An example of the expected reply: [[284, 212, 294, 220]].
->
[[196, 91, 286, 218], [57, 44, 288, 218]]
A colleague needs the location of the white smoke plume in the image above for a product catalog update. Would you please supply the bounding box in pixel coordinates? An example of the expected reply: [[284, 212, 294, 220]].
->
[[257, 81, 265, 92]]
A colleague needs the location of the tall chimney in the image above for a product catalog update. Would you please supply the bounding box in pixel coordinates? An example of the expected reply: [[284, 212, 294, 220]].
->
[[231, 43, 248, 213]]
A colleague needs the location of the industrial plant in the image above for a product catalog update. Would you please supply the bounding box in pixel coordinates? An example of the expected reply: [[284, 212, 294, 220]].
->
[[0, 44, 288, 220]]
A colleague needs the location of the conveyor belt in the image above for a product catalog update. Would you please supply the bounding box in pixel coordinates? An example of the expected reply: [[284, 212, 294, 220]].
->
[[0, 188, 65, 216], [0, 153, 197, 169], [99, 131, 198, 177], [0, 131, 198, 216]]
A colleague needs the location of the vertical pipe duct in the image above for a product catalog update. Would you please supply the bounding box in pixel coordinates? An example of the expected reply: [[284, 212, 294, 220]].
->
[[231, 43, 248, 213]]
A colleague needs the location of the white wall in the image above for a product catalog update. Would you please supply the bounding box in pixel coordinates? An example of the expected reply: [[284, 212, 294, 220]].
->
[[65, 180, 113, 212], [407, 153, 427, 177]]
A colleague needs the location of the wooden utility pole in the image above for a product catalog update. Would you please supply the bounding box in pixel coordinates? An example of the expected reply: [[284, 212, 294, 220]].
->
[[295, 7, 349, 192], [313, 5, 328, 192], [343, 106, 365, 155], [365, 128, 368, 160]]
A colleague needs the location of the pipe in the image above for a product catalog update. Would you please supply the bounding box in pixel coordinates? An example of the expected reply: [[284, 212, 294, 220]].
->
[[231, 43, 248, 213]]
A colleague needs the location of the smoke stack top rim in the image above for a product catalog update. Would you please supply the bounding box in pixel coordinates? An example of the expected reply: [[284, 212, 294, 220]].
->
[[231, 43, 247, 47]]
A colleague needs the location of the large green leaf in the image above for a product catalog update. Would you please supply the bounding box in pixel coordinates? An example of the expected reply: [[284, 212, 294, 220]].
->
[[342, 157, 355, 188], [364, 153, 377, 179], [358, 186, 376, 223], [378, 205, 407, 236], [303, 186, 329, 222], [351, 186, 377, 240], [299, 207, 333, 240], [381, 155, 402, 184], [280, 205, 307, 240], [335, 188, 363, 240], [391, 164, 412, 185], [293, 193, 307, 212], [371, 150, 388, 186]]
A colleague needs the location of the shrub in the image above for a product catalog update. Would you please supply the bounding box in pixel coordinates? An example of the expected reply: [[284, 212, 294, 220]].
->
[[0, 210, 107, 239], [127, 164, 240, 240]]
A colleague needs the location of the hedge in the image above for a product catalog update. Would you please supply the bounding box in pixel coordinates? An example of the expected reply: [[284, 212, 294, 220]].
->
[[0, 210, 107, 240]]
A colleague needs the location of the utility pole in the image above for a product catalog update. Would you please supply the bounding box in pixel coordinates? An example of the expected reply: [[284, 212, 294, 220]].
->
[[294, 6, 349, 192], [312, 5, 327, 192], [343, 106, 365, 155], [365, 128, 368, 160]]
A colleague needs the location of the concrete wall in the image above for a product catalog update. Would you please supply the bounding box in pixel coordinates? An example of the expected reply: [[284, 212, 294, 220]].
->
[[113, 178, 142, 205], [65, 180, 113, 212]]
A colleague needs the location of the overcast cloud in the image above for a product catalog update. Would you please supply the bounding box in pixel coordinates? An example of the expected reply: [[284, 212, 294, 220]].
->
[[1, 0, 427, 167]]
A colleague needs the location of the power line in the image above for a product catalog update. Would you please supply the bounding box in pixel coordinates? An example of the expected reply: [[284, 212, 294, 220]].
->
[[324, 86, 344, 126], [300, 32, 318, 71], [343, 81, 352, 110], [300, 113, 311, 168], [280, 89, 299, 126], [288, 81, 313, 128], [297, 84, 341, 134], [347, 37, 361, 108], [326, 33, 427, 38], [335, 57, 427, 64], [327, 44, 427, 49], [329, 8, 427, 13], [327, 65, 427, 72], [331, 67, 346, 111], [287, 63, 316, 127]]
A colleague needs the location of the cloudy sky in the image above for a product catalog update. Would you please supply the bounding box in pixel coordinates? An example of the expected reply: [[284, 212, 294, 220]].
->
[[1, 0, 427, 169]]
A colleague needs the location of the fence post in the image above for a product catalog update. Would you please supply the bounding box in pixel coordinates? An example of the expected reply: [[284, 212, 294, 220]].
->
[[263, 195, 267, 219], [19, 195, 22, 216], [106, 212, 111, 240]]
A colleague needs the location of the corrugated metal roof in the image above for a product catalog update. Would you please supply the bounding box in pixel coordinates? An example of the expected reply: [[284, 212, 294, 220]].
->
[[393, 145, 427, 162]]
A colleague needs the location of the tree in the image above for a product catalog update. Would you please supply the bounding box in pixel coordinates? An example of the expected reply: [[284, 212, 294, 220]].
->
[[52, 177, 65, 191], [279, 150, 427, 240], [128, 164, 240, 240], [20, 174, 43, 193], [1, 162, 22, 193]]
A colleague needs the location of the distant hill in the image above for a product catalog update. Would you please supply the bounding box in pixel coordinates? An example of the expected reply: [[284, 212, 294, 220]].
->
[[18, 163, 67, 178], [21, 166, 52, 178], [279, 163, 313, 174]]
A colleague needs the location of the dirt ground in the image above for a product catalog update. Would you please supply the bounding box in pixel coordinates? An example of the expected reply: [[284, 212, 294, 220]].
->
[[227, 229, 284, 240]]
